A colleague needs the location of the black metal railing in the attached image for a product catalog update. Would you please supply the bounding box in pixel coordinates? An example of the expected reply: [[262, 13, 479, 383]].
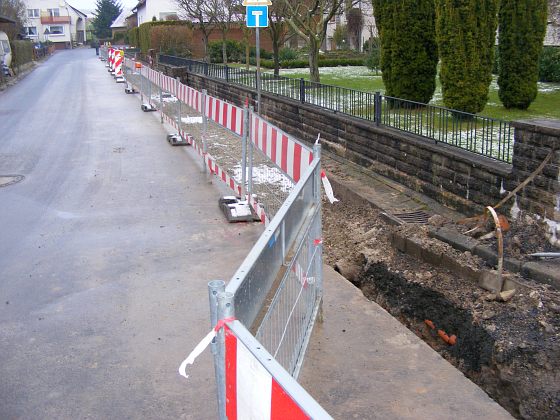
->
[[159, 54, 514, 163]]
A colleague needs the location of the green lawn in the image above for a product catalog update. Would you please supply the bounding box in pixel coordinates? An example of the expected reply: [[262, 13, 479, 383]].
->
[[277, 66, 560, 121]]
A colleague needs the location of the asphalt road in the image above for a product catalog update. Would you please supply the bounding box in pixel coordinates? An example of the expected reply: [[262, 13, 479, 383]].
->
[[0, 49, 262, 419]]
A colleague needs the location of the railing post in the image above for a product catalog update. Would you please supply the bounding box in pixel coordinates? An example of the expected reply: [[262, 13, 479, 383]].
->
[[208, 280, 226, 420], [225, 65, 229, 83], [374, 91, 382, 126], [204, 62, 209, 76], [202, 89, 208, 175], [216, 291, 235, 420], [300, 78, 305, 103]]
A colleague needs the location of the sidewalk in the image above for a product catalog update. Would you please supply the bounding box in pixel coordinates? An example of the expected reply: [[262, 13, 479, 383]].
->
[[300, 266, 510, 419]]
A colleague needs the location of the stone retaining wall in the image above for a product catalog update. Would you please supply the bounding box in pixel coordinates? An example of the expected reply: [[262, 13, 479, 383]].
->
[[159, 63, 560, 229]]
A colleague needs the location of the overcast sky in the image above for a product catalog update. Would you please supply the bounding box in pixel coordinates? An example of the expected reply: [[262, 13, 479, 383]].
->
[[67, 0, 138, 14]]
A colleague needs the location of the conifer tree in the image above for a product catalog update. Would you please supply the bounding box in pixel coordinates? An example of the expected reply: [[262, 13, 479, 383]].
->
[[373, 0, 438, 103], [435, 0, 499, 113], [93, 0, 122, 39], [498, 0, 548, 109]]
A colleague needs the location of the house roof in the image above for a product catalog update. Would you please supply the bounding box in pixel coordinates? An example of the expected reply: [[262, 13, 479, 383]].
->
[[0, 15, 16, 24], [111, 9, 132, 28], [132, 0, 146, 13], [66, 4, 88, 18]]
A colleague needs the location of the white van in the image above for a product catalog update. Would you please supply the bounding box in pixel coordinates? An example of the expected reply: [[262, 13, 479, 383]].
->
[[0, 31, 12, 73]]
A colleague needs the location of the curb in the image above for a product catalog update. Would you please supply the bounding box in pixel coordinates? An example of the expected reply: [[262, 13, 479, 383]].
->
[[328, 171, 560, 290]]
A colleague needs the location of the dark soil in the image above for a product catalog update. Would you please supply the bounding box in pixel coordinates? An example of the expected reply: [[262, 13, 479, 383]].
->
[[322, 197, 560, 419]]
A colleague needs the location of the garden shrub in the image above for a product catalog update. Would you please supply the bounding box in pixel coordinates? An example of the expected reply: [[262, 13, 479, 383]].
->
[[209, 40, 244, 63], [151, 25, 192, 57], [538, 46, 560, 83], [278, 47, 298, 61]]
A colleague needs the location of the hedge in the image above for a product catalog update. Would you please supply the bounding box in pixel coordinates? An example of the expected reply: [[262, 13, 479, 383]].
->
[[10, 41, 34, 71]]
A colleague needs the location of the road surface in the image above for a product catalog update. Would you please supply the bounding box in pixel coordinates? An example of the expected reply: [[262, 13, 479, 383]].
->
[[0, 49, 262, 419]]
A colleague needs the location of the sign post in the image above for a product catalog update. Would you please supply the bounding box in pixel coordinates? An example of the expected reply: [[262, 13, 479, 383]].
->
[[243, 0, 271, 115]]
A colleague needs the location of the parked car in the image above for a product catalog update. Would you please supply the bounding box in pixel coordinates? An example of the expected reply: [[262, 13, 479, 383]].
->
[[0, 31, 12, 76]]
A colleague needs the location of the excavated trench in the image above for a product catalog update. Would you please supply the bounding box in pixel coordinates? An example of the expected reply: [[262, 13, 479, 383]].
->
[[337, 258, 559, 419], [324, 197, 560, 419]]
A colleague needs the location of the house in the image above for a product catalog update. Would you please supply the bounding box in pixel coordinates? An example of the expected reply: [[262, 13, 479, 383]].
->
[[325, 0, 376, 52], [110, 8, 133, 39], [23, 0, 88, 49], [132, 0, 179, 26]]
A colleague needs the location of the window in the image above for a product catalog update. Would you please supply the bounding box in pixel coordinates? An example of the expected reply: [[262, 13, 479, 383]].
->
[[49, 26, 64, 35], [27, 9, 39, 18], [25, 27, 38, 36], [1, 40, 10, 54], [47, 8, 60, 17]]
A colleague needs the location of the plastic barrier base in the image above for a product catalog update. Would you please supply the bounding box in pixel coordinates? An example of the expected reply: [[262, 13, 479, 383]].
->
[[219, 196, 259, 223], [167, 133, 189, 146], [141, 103, 156, 112], [124, 85, 136, 94], [115, 76, 125, 83]]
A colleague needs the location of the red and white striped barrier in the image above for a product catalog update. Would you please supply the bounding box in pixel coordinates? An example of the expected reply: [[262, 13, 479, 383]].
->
[[251, 115, 313, 183], [205, 95, 244, 137], [249, 194, 268, 225], [177, 83, 202, 112], [224, 325, 312, 419], [114, 50, 124, 79]]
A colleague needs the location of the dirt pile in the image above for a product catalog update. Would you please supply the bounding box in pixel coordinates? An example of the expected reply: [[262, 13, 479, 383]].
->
[[322, 197, 560, 419]]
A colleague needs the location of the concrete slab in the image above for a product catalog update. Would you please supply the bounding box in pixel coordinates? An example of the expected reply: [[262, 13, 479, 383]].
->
[[299, 266, 512, 419]]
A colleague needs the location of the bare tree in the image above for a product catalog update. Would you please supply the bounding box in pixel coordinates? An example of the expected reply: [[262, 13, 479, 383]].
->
[[175, 0, 214, 62], [0, 0, 26, 38], [209, 0, 242, 64], [279, 0, 344, 82], [268, 1, 290, 76]]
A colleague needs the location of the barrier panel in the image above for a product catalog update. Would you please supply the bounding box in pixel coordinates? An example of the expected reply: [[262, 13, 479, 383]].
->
[[111, 59, 330, 417]]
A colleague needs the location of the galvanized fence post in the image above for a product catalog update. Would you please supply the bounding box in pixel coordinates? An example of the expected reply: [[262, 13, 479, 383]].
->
[[216, 291, 235, 420], [247, 106, 255, 197], [208, 280, 226, 420], [241, 104, 249, 199], [159, 74, 163, 124], [147, 70, 152, 106], [313, 142, 324, 322], [202, 89, 208, 175], [140, 67, 144, 103], [176, 76, 181, 128]]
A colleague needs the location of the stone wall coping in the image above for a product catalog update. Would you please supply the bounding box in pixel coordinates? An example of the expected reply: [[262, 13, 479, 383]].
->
[[512, 119, 560, 137]]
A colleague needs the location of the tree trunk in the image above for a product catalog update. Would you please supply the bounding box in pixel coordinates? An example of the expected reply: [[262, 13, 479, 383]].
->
[[222, 33, 228, 64], [273, 38, 280, 76], [203, 32, 210, 63], [308, 37, 320, 83]]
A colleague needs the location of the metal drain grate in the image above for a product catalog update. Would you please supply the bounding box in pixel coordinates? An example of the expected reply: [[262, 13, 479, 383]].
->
[[392, 210, 431, 224], [0, 175, 25, 188]]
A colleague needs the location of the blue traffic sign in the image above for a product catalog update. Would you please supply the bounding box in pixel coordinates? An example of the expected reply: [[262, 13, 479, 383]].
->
[[246, 6, 268, 28]]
